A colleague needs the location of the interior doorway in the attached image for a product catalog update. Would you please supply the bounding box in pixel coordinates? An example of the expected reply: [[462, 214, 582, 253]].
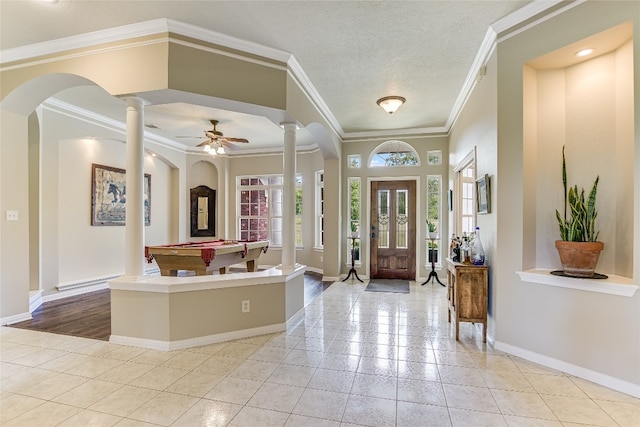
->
[[370, 180, 416, 279]]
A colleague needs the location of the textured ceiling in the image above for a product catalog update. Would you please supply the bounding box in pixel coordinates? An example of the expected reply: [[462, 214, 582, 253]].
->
[[0, 0, 532, 150]]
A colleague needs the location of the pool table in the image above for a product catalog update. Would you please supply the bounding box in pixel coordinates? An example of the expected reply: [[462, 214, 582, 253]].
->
[[145, 240, 269, 276]]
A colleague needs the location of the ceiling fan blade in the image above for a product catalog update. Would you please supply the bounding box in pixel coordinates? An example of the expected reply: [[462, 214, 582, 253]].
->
[[223, 137, 249, 143], [175, 135, 203, 139], [196, 140, 212, 147]]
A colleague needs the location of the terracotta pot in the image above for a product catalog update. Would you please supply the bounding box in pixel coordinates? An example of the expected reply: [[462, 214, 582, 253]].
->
[[555, 240, 604, 278]]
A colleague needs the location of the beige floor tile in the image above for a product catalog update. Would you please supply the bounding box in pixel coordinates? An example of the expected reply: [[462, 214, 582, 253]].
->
[[215, 342, 260, 359], [1, 366, 58, 393], [160, 350, 211, 370], [97, 360, 155, 384], [9, 347, 68, 367], [172, 399, 242, 427], [112, 417, 158, 426], [52, 378, 124, 408], [127, 391, 198, 426], [503, 415, 564, 427], [18, 371, 87, 400], [525, 373, 588, 397], [317, 353, 361, 372], [266, 363, 315, 387], [247, 382, 305, 412], [228, 406, 290, 426], [71, 355, 125, 378], [89, 384, 159, 417], [128, 365, 188, 390], [103, 345, 148, 361], [491, 389, 558, 420], [292, 388, 349, 421], [571, 377, 640, 404], [435, 349, 478, 368], [130, 349, 180, 365], [307, 367, 356, 393], [165, 371, 224, 397], [57, 409, 123, 426], [284, 414, 341, 426], [396, 401, 451, 427], [512, 357, 564, 376], [357, 356, 398, 377], [449, 407, 508, 427], [229, 358, 280, 381], [282, 348, 325, 367], [4, 400, 81, 427], [247, 345, 292, 363], [542, 394, 618, 426], [397, 378, 447, 406], [0, 392, 46, 424], [472, 353, 520, 372], [398, 359, 440, 381], [438, 364, 486, 387], [482, 369, 536, 392], [204, 376, 263, 404], [195, 355, 244, 376], [350, 372, 397, 399], [36, 352, 89, 372], [342, 394, 396, 427], [443, 383, 500, 413], [594, 398, 640, 427]]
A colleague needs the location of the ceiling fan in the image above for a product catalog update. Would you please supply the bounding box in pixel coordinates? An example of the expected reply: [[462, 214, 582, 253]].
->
[[178, 119, 249, 155]]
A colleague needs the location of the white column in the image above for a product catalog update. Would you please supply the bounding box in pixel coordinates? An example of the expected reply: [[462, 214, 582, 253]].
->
[[124, 97, 145, 277], [281, 122, 297, 270]]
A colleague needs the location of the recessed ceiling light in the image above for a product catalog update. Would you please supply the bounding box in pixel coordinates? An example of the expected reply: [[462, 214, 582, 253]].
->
[[576, 48, 594, 57]]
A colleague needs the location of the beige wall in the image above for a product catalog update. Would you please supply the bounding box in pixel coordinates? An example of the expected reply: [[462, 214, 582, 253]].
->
[[494, 1, 639, 390]]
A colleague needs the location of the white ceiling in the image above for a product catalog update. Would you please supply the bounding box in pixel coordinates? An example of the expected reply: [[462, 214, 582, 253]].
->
[[1, 0, 538, 153]]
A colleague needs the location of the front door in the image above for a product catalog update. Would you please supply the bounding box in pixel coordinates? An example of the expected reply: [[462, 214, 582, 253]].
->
[[370, 180, 416, 279]]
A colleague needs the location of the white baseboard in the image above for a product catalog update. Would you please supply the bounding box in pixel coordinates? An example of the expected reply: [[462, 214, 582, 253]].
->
[[495, 340, 640, 398], [1, 312, 33, 326], [110, 323, 286, 351], [322, 275, 340, 282], [29, 290, 44, 313], [44, 283, 109, 303], [305, 266, 323, 275]]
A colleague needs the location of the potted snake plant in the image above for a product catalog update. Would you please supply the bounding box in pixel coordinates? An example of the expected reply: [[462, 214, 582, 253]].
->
[[555, 146, 603, 277]]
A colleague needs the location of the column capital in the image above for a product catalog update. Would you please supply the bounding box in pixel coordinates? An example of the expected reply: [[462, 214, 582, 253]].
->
[[119, 95, 149, 109], [280, 122, 300, 130]]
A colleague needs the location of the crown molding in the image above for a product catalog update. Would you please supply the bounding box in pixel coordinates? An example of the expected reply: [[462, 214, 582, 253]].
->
[[42, 98, 187, 153]]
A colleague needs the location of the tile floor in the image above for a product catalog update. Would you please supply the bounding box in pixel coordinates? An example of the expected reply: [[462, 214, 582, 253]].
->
[[1, 280, 639, 426]]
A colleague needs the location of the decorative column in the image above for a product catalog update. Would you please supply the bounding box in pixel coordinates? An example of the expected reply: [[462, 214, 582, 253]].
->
[[124, 96, 145, 277], [281, 122, 297, 270]]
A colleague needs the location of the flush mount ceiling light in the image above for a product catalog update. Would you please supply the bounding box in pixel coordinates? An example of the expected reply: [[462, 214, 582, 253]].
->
[[377, 96, 406, 114], [576, 48, 594, 57]]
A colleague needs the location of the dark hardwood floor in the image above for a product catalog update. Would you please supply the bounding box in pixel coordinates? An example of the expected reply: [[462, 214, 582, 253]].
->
[[9, 272, 332, 341]]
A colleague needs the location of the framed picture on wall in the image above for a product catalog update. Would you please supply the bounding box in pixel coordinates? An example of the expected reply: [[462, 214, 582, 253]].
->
[[91, 164, 151, 226], [476, 174, 490, 214]]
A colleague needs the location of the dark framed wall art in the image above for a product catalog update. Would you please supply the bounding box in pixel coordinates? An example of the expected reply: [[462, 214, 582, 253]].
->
[[91, 163, 151, 226], [476, 174, 490, 214]]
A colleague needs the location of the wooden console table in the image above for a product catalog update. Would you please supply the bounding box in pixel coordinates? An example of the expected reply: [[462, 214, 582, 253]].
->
[[446, 258, 488, 342]]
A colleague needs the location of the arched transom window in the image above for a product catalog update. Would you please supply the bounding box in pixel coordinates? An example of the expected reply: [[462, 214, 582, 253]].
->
[[369, 140, 420, 167]]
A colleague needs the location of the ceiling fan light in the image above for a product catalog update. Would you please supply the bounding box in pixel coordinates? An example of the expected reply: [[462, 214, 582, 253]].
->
[[203, 144, 211, 152], [377, 96, 406, 114], [217, 146, 225, 154]]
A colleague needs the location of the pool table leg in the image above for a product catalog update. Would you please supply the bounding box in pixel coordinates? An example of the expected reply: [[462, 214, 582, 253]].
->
[[219, 267, 228, 274], [162, 269, 177, 276], [246, 260, 257, 272]]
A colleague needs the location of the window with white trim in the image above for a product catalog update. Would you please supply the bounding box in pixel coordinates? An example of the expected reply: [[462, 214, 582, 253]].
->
[[315, 171, 324, 248], [238, 175, 302, 246], [348, 177, 361, 263], [427, 175, 442, 265]]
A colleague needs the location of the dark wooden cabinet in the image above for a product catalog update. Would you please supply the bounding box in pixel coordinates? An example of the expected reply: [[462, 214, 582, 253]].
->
[[446, 258, 488, 342]]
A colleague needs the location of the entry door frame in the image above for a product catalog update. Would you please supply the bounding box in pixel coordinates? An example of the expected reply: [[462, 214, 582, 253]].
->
[[366, 176, 421, 280]]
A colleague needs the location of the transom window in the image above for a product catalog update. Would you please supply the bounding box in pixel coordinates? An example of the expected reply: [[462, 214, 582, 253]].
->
[[369, 140, 419, 167]]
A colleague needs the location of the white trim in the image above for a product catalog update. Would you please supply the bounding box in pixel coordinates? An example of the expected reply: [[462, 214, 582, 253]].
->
[[110, 323, 285, 351], [0, 312, 33, 326], [495, 340, 640, 398], [29, 290, 44, 313], [321, 276, 340, 282], [516, 269, 638, 297], [45, 283, 110, 302], [305, 266, 323, 275]]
